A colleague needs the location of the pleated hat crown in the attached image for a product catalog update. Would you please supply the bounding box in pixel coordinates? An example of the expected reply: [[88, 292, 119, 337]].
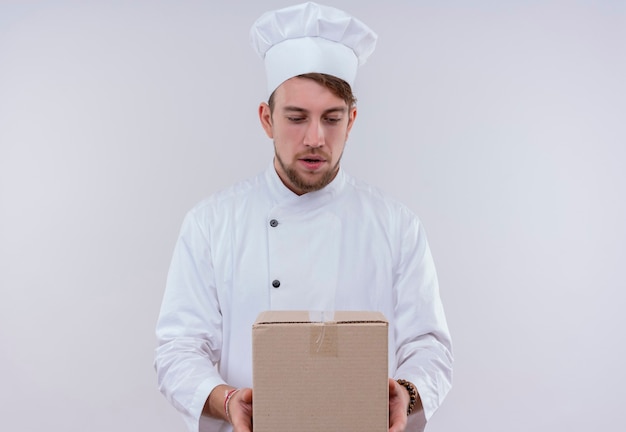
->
[[250, 2, 377, 95]]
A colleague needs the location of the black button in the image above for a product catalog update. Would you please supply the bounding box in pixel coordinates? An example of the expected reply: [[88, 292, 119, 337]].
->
[[269, 219, 278, 227], [272, 279, 280, 288]]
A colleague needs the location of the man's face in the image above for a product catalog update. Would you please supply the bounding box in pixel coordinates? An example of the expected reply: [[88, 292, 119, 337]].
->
[[259, 77, 357, 195]]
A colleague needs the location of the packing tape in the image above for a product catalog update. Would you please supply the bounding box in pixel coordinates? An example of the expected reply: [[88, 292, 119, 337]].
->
[[308, 310, 335, 322], [309, 311, 338, 356]]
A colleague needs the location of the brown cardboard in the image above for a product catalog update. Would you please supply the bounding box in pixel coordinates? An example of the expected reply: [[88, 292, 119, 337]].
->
[[252, 311, 389, 432]]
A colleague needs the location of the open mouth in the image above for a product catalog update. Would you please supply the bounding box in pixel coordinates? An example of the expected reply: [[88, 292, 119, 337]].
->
[[299, 157, 326, 170]]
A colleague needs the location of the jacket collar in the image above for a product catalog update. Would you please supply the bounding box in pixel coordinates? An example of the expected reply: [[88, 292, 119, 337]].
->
[[265, 161, 346, 209]]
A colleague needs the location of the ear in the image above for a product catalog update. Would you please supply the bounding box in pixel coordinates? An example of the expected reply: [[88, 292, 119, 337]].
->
[[345, 106, 357, 139], [259, 102, 274, 139]]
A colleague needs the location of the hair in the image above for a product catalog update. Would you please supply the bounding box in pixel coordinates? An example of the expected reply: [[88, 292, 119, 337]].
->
[[267, 72, 357, 112]]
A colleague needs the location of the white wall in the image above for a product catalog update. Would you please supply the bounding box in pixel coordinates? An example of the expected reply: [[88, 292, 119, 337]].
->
[[1, 1, 624, 431]]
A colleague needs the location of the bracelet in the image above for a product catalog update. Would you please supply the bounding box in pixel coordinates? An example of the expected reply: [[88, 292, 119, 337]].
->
[[224, 388, 240, 424], [396, 379, 417, 416]]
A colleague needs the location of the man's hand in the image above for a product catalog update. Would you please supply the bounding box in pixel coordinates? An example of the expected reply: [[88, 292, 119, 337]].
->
[[388, 378, 409, 432], [228, 388, 253, 432], [203, 385, 253, 431]]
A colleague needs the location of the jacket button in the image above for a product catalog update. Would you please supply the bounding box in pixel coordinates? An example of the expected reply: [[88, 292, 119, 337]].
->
[[269, 219, 278, 227], [272, 279, 280, 288]]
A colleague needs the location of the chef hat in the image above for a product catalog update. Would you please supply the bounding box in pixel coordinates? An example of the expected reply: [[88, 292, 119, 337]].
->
[[250, 2, 377, 95]]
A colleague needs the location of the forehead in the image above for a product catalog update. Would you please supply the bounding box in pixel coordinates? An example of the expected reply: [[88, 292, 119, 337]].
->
[[273, 77, 348, 110]]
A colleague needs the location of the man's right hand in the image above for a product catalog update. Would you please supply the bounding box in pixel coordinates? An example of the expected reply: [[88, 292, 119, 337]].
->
[[203, 385, 253, 430], [228, 388, 253, 432]]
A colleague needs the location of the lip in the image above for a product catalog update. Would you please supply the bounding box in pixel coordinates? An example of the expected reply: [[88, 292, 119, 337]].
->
[[298, 155, 327, 170]]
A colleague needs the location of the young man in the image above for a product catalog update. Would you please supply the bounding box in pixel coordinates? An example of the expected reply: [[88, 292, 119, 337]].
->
[[155, 3, 452, 432]]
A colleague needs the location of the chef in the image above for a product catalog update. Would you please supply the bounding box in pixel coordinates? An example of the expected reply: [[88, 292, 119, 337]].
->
[[154, 3, 453, 432]]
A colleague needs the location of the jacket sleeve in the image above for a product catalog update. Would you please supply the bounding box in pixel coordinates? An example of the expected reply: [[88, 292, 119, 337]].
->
[[154, 208, 228, 432], [392, 209, 453, 427]]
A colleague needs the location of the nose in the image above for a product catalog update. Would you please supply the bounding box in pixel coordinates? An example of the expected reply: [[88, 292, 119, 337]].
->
[[303, 119, 324, 148]]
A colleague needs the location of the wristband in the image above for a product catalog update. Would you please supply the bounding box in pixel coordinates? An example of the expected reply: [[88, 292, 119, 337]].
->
[[224, 388, 240, 424], [396, 379, 417, 416]]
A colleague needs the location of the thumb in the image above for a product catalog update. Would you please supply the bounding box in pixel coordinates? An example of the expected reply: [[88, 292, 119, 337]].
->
[[239, 388, 253, 404], [389, 378, 398, 395]]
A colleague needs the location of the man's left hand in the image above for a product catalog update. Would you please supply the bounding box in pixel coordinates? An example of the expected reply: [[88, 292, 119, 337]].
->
[[388, 378, 409, 432]]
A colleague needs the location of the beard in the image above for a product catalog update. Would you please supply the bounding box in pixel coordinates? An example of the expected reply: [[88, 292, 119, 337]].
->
[[275, 148, 342, 194]]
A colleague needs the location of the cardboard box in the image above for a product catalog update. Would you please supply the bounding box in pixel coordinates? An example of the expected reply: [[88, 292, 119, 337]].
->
[[252, 310, 389, 432]]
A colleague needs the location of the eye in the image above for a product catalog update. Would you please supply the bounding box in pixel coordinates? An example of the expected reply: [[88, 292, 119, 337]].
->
[[287, 116, 305, 123], [325, 117, 342, 124]]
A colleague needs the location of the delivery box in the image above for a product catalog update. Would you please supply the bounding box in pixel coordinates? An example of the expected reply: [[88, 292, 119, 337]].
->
[[252, 310, 389, 432]]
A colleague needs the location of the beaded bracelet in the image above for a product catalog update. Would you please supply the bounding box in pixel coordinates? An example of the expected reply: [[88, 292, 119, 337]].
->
[[396, 379, 418, 416]]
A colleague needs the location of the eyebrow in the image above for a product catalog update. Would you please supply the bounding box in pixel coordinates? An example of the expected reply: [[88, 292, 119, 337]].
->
[[282, 106, 348, 115]]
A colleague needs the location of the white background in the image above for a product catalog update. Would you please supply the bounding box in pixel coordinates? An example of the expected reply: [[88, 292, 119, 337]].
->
[[1, 0, 624, 431]]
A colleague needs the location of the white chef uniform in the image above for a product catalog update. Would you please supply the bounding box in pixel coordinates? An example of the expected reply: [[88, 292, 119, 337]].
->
[[155, 164, 453, 432]]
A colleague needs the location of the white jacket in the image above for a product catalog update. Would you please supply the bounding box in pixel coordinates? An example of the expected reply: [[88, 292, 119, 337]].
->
[[155, 165, 453, 431]]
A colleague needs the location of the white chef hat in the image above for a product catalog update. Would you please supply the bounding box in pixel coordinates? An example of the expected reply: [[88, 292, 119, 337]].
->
[[250, 2, 377, 95]]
